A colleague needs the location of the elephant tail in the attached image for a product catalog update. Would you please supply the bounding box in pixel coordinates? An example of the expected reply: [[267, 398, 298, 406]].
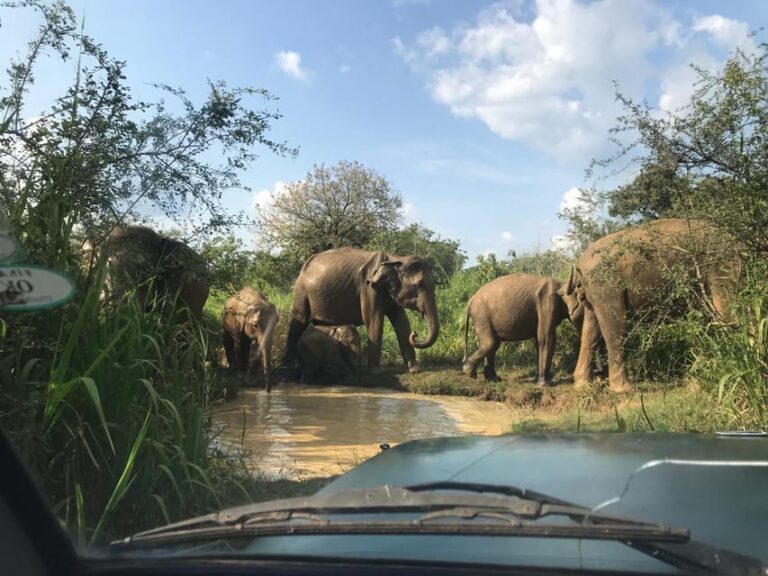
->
[[462, 302, 472, 365]]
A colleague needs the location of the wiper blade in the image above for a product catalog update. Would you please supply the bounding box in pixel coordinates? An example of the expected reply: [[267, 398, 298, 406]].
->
[[112, 482, 763, 575], [113, 481, 681, 545]]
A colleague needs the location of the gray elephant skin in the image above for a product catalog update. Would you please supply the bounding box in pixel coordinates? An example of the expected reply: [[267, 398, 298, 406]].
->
[[298, 324, 362, 384], [102, 225, 210, 320], [222, 287, 278, 393], [567, 218, 741, 392], [462, 273, 583, 385], [283, 248, 440, 374]]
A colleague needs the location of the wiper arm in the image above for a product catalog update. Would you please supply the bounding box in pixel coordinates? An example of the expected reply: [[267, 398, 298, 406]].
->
[[112, 482, 763, 575]]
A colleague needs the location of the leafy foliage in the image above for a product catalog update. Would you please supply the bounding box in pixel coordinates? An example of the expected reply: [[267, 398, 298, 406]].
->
[[368, 223, 467, 281], [256, 161, 403, 261], [590, 43, 768, 250], [0, 0, 295, 270]]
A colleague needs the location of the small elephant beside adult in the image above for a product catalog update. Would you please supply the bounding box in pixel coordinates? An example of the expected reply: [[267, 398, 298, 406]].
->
[[101, 225, 210, 320], [298, 324, 362, 385], [462, 273, 583, 385], [222, 287, 278, 392], [283, 248, 440, 374], [567, 218, 742, 392]]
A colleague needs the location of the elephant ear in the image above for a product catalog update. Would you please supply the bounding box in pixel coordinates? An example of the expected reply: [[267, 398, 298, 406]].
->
[[366, 261, 402, 293]]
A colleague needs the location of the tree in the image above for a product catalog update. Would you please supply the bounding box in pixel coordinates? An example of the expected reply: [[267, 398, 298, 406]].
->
[[0, 1, 295, 270], [199, 234, 255, 293], [368, 223, 466, 281], [590, 42, 768, 251], [257, 161, 402, 260]]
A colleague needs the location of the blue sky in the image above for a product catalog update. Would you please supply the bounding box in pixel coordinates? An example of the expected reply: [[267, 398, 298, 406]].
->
[[2, 0, 765, 261]]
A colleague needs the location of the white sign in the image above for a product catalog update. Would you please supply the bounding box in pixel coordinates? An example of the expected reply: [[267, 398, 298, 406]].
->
[[0, 265, 75, 311], [0, 235, 19, 262]]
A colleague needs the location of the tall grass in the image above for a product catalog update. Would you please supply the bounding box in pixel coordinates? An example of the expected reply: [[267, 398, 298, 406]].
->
[[692, 295, 768, 430], [2, 271, 256, 546]]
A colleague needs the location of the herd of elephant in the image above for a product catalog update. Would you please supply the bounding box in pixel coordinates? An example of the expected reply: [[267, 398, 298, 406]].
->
[[100, 218, 741, 394]]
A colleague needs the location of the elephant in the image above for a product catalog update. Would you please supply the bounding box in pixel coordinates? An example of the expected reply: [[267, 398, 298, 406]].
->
[[566, 218, 742, 392], [222, 287, 278, 393], [101, 225, 210, 320], [297, 324, 362, 384], [462, 273, 584, 385], [283, 248, 440, 374]]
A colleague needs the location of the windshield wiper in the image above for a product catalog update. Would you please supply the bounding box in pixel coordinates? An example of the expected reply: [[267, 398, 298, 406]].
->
[[112, 481, 763, 575]]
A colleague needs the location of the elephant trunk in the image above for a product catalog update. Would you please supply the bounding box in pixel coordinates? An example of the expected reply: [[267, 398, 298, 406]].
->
[[410, 292, 440, 349], [261, 306, 278, 393]]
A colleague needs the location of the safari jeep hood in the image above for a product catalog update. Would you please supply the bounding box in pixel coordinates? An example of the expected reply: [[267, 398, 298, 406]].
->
[[244, 433, 768, 572]]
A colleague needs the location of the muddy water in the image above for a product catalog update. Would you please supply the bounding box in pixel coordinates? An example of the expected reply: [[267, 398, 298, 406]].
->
[[214, 384, 513, 479]]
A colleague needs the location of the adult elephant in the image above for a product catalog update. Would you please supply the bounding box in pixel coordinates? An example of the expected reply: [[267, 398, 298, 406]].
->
[[283, 248, 440, 374], [222, 287, 278, 393], [566, 218, 741, 392], [102, 225, 210, 320], [298, 324, 362, 384], [462, 273, 583, 384]]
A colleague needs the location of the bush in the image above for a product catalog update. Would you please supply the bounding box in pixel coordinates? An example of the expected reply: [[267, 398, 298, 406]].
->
[[692, 294, 768, 431]]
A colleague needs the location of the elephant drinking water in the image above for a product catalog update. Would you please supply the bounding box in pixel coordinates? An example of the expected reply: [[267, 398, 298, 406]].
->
[[222, 287, 278, 392], [283, 248, 440, 374], [298, 324, 362, 384]]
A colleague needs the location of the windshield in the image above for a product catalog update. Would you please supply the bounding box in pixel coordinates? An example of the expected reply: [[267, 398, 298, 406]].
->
[[1, 0, 767, 573]]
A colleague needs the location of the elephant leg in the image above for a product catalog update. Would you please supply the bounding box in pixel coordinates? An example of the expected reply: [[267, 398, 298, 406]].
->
[[223, 330, 236, 369], [283, 290, 310, 367], [365, 311, 385, 372], [388, 308, 419, 373], [573, 307, 599, 387], [463, 321, 494, 379], [482, 340, 501, 382], [592, 299, 631, 392], [462, 318, 496, 378], [239, 337, 252, 374], [232, 336, 243, 372], [536, 317, 557, 386]]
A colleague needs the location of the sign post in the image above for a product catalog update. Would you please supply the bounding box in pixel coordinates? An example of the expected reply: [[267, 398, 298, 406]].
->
[[0, 265, 75, 311]]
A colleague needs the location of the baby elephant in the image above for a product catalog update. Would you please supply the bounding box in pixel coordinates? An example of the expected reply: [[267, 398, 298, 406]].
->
[[298, 324, 362, 384], [222, 287, 278, 392], [463, 272, 583, 385]]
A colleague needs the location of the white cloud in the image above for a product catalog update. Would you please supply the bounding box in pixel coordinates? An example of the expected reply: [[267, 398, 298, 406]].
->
[[252, 181, 289, 212], [500, 231, 514, 242], [395, 0, 752, 161], [692, 15, 752, 49], [275, 51, 311, 82], [559, 187, 589, 213]]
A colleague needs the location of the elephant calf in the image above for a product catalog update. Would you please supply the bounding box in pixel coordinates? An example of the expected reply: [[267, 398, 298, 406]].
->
[[222, 287, 278, 393], [463, 273, 582, 385], [298, 324, 362, 385]]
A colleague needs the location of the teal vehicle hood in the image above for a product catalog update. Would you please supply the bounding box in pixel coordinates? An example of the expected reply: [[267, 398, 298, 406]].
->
[[245, 433, 768, 572]]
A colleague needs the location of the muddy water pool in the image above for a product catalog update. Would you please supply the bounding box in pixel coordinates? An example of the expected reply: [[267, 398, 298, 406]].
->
[[213, 383, 513, 479]]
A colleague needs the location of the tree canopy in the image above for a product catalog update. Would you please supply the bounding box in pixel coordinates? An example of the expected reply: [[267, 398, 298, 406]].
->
[[256, 161, 403, 260], [367, 223, 467, 281], [578, 42, 768, 252], [0, 0, 295, 269]]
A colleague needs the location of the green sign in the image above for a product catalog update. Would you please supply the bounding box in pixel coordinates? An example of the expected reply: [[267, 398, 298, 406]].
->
[[0, 265, 75, 311], [0, 235, 19, 262]]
